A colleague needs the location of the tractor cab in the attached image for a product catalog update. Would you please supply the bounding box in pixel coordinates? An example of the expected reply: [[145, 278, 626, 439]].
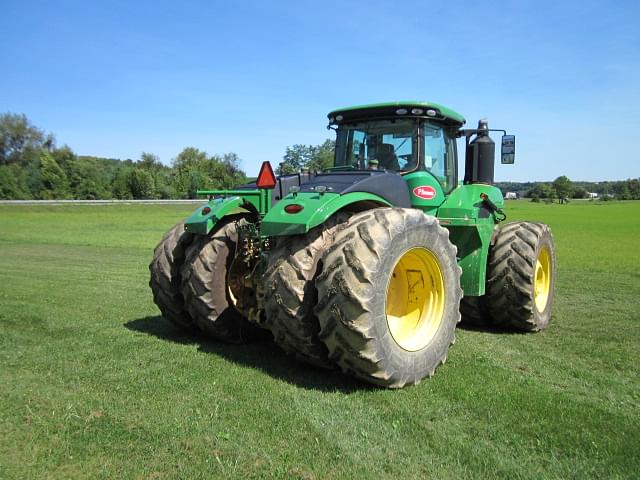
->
[[329, 102, 466, 193]]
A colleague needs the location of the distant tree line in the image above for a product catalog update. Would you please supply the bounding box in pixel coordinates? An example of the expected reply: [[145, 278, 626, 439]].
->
[[0, 113, 338, 200], [0, 113, 252, 200], [498, 176, 640, 203]]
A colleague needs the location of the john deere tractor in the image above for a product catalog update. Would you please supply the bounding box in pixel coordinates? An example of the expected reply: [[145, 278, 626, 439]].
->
[[149, 101, 556, 388]]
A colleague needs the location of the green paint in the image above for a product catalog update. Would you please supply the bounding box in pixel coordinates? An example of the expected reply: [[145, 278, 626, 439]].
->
[[437, 184, 505, 295], [403, 171, 446, 215], [328, 101, 466, 125], [183, 188, 271, 235], [437, 184, 504, 221], [184, 197, 244, 235], [260, 191, 391, 237], [195, 188, 271, 214], [183, 180, 506, 296]]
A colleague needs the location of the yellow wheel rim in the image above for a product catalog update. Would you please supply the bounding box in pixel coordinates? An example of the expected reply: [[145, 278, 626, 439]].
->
[[534, 246, 552, 312], [385, 248, 445, 351]]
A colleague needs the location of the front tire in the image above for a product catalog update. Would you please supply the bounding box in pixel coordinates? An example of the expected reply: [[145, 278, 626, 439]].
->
[[315, 208, 462, 388], [486, 221, 556, 331]]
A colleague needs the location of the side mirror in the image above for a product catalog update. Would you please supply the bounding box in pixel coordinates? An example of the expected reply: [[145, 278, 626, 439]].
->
[[501, 135, 515, 164]]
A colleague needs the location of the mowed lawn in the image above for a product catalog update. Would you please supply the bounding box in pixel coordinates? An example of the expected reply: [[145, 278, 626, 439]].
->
[[0, 201, 638, 479]]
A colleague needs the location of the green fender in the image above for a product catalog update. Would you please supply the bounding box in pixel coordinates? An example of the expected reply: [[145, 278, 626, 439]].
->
[[437, 184, 505, 296], [183, 196, 251, 235], [260, 191, 392, 237]]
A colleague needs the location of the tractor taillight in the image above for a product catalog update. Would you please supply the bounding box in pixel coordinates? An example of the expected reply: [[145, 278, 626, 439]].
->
[[256, 161, 277, 189], [284, 204, 304, 214], [202, 206, 211, 215]]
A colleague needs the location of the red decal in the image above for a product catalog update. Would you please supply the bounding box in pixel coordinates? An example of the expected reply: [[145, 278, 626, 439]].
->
[[412, 186, 437, 200]]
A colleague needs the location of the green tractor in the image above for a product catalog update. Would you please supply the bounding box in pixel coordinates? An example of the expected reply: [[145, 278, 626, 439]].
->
[[149, 101, 556, 388]]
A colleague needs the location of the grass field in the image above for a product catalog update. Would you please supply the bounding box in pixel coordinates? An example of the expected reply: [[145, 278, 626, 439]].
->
[[1, 201, 639, 479]]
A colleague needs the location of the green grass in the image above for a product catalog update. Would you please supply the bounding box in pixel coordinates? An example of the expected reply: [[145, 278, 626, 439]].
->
[[1, 201, 638, 479]]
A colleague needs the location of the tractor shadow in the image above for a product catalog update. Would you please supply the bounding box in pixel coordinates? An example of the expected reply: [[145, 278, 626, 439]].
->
[[457, 322, 522, 334], [124, 316, 372, 393], [457, 319, 530, 335]]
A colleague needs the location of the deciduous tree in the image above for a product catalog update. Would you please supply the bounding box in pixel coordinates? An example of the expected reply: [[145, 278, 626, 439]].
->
[[552, 176, 573, 203], [0, 113, 54, 165]]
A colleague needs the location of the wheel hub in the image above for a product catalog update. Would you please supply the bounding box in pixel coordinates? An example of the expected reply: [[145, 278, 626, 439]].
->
[[385, 247, 445, 351]]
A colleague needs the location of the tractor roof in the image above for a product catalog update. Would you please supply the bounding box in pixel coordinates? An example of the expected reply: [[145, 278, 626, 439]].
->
[[328, 101, 466, 126]]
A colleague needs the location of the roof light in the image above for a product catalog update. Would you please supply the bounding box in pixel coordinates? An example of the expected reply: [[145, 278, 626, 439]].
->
[[411, 108, 424, 115], [312, 185, 331, 194], [396, 108, 408, 115], [284, 204, 304, 214], [426, 109, 437, 117], [256, 161, 277, 189]]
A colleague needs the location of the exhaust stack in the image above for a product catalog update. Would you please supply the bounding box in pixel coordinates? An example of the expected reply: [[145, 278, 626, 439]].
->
[[464, 119, 495, 185]]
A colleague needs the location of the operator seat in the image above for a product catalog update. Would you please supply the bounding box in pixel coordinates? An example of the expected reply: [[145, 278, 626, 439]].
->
[[376, 143, 400, 171]]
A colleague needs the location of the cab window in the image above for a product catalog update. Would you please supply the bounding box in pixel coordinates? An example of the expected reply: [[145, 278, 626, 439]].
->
[[335, 120, 418, 171], [422, 123, 456, 191]]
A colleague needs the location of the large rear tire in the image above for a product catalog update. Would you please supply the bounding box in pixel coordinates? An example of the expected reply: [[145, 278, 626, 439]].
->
[[180, 217, 257, 343], [486, 221, 556, 332], [149, 222, 197, 331], [263, 215, 347, 368], [315, 208, 462, 388]]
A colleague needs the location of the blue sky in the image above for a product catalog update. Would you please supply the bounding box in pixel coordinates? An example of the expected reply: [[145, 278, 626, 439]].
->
[[1, 0, 638, 181]]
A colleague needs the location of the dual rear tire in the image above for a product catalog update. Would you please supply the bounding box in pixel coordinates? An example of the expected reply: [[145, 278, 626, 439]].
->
[[180, 217, 257, 343], [264, 208, 463, 388], [148, 222, 197, 332], [149, 217, 256, 342]]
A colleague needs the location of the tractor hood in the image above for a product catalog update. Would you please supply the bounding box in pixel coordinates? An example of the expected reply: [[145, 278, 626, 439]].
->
[[260, 171, 410, 236]]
